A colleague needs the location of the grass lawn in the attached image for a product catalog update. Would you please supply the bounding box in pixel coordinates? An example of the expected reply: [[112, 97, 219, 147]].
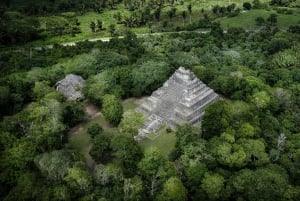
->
[[67, 98, 140, 165], [122, 97, 139, 111], [139, 131, 176, 158], [67, 97, 198, 162], [67, 111, 119, 169], [219, 9, 300, 30]]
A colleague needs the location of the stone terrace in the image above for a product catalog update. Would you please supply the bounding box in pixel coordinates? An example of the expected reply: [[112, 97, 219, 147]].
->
[[135, 67, 219, 141]]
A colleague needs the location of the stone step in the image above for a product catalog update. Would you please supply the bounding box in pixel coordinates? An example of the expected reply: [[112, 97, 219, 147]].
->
[[180, 87, 212, 107], [186, 94, 219, 121], [175, 94, 219, 122]]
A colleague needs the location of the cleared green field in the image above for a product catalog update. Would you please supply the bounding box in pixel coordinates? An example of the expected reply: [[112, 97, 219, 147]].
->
[[68, 113, 117, 155], [33, 0, 275, 45], [219, 9, 300, 29], [122, 98, 139, 111], [139, 131, 176, 158]]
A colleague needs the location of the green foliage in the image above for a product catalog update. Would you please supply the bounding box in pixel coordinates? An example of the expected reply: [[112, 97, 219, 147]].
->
[[185, 161, 207, 190], [87, 123, 103, 138], [111, 135, 143, 176], [62, 101, 85, 127], [250, 90, 271, 109], [83, 70, 125, 106], [89, 133, 112, 163], [238, 138, 269, 167], [44, 15, 81, 36], [93, 164, 123, 186], [64, 166, 92, 193], [243, 2, 252, 10], [0, 86, 10, 116], [0, 11, 41, 44], [201, 172, 225, 200], [119, 111, 145, 137], [34, 149, 73, 181], [26, 99, 67, 151], [156, 177, 187, 201], [123, 176, 144, 201], [102, 94, 123, 126], [0, 138, 36, 184], [138, 147, 167, 178], [202, 100, 232, 139], [131, 60, 171, 96], [210, 135, 247, 168], [1, 6, 300, 200], [230, 165, 289, 201], [175, 124, 197, 152], [32, 81, 54, 100], [272, 44, 300, 68]]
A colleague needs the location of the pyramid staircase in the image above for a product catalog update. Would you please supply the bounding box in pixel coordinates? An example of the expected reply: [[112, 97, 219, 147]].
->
[[135, 67, 219, 140]]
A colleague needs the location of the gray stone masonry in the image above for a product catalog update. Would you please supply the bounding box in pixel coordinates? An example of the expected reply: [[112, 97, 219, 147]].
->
[[55, 74, 85, 101], [135, 67, 219, 140]]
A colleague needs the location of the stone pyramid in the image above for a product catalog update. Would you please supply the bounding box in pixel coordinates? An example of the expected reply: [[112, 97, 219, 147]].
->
[[135, 67, 219, 140]]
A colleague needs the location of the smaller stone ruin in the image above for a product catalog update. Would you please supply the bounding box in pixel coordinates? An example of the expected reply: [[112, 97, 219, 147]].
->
[[55, 74, 85, 101], [135, 67, 219, 141]]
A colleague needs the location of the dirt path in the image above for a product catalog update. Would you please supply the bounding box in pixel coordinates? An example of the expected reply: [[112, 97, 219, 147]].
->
[[68, 101, 100, 137], [85, 101, 101, 119], [68, 101, 101, 171]]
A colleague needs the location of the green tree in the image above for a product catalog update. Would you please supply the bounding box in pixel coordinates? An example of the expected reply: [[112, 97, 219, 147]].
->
[[90, 21, 96, 32], [238, 138, 269, 166], [93, 163, 123, 186], [202, 100, 232, 139], [230, 165, 289, 201], [236, 122, 256, 138], [97, 20, 103, 31], [252, 0, 262, 8], [27, 99, 66, 151], [34, 149, 73, 181], [267, 13, 277, 26], [64, 166, 92, 193], [131, 60, 171, 96], [182, 11, 187, 26], [32, 81, 53, 100], [109, 23, 116, 36], [87, 123, 103, 138], [175, 124, 196, 152], [111, 135, 143, 176], [138, 148, 175, 196], [210, 22, 224, 38], [0, 138, 36, 184], [156, 177, 187, 201], [123, 176, 144, 201], [210, 134, 246, 168], [250, 90, 271, 109], [201, 172, 225, 200], [62, 101, 85, 127], [0, 86, 10, 116], [0, 12, 41, 44], [154, 9, 161, 21], [187, 4, 192, 24], [255, 17, 265, 26], [89, 133, 112, 163], [119, 111, 145, 137], [185, 161, 207, 191], [243, 2, 252, 10], [102, 94, 123, 126]]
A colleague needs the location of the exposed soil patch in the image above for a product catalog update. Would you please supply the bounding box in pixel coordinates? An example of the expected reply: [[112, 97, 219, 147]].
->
[[85, 101, 100, 118]]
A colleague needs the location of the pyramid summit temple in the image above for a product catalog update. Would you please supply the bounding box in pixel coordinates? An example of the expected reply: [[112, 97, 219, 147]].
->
[[135, 67, 219, 141]]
